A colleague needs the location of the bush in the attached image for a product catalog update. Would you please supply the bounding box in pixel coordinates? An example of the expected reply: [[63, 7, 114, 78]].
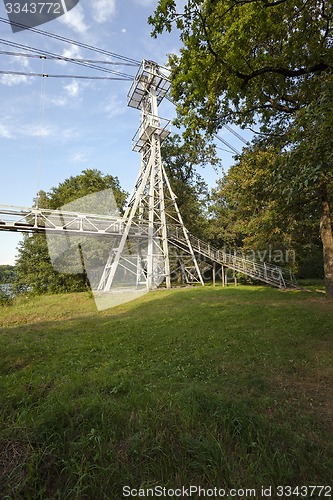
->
[[0, 289, 13, 306]]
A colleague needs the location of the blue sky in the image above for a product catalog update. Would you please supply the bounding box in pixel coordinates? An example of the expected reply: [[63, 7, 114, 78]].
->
[[0, 0, 247, 265]]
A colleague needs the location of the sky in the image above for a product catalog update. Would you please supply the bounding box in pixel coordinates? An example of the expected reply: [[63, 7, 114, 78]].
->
[[0, 0, 249, 265]]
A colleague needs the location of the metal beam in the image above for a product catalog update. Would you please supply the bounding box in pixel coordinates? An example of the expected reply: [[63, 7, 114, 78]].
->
[[0, 205, 123, 236]]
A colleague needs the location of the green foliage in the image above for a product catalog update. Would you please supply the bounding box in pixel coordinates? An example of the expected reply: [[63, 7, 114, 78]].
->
[[0, 265, 15, 284], [275, 76, 333, 207], [14, 169, 128, 295], [209, 147, 324, 275], [150, 0, 333, 133], [0, 289, 13, 306], [47, 168, 127, 214], [150, 0, 333, 293], [13, 234, 88, 295], [0, 287, 332, 496], [161, 133, 220, 238]]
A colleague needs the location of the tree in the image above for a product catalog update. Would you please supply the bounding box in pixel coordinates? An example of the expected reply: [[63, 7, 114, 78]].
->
[[274, 76, 333, 287], [209, 149, 282, 250], [0, 265, 15, 284], [14, 233, 87, 294], [150, 0, 333, 131], [209, 147, 323, 276], [0, 265, 16, 305], [14, 169, 127, 295], [161, 133, 220, 238], [48, 169, 127, 214], [150, 0, 333, 295]]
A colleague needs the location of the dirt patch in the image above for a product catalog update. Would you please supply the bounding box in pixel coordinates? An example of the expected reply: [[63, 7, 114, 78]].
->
[[273, 370, 333, 434], [0, 440, 28, 496]]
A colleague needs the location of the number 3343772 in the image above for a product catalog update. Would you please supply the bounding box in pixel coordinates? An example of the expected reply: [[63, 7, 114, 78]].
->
[[5, 3, 62, 14]]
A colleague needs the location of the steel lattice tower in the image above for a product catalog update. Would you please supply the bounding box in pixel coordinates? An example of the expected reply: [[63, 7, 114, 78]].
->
[[98, 60, 204, 292]]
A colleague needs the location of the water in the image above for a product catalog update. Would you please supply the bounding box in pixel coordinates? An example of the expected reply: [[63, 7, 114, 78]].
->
[[0, 284, 15, 297]]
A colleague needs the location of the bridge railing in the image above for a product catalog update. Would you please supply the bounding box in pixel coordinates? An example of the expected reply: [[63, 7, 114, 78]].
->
[[169, 226, 298, 289], [0, 205, 124, 236], [0, 205, 298, 288]]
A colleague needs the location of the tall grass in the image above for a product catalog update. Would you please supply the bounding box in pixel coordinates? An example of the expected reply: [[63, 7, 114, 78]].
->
[[0, 286, 332, 498]]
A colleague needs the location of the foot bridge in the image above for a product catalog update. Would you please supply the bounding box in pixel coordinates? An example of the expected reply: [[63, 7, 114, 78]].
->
[[168, 228, 298, 289], [0, 204, 297, 290], [0, 60, 297, 291]]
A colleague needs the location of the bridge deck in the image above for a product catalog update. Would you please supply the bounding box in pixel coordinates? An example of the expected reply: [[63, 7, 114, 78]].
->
[[168, 228, 298, 289], [0, 205, 124, 236], [0, 205, 298, 289]]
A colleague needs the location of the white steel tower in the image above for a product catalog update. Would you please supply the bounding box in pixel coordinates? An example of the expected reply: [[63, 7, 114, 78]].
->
[[98, 60, 204, 292]]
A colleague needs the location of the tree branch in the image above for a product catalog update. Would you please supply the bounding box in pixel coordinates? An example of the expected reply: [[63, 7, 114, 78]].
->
[[238, 62, 333, 87], [262, 0, 289, 6], [197, 8, 332, 87]]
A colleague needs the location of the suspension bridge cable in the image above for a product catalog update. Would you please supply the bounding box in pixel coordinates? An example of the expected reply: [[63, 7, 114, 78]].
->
[[35, 57, 46, 209], [216, 145, 239, 154], [165, 94, 245, 151], [214, 134, 240, 155], [223, 124, 249, 145], [0, 39, 135, 78], [0, 69, 132, 80], [0, 50, 138, 66], [0, 16, 140, 65]]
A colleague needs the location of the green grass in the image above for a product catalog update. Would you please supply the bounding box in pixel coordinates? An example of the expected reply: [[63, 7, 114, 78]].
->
[[0, 286, 332, 498]]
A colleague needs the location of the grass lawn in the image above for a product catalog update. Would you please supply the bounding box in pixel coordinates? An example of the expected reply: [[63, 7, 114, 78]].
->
[[0, 286, 332, 498]]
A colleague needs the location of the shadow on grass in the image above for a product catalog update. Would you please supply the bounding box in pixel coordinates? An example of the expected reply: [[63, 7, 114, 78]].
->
[[0, 286, 332, 497]]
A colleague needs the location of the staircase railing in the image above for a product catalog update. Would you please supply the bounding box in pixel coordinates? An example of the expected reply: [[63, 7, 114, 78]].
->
[[168, 227, 298, 289]]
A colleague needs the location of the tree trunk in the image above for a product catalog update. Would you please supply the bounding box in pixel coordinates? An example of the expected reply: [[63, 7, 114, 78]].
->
[[319, 183, 333, 298]]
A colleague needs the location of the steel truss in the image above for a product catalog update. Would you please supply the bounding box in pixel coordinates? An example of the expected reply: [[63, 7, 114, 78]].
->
[[98, 60, 204, 292], [0, 59, 298, 292], [0, 205, 123, 236], [0, 202, 298, 289]]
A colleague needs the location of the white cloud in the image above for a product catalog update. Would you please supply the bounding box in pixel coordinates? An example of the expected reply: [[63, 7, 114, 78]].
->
[[103, 94, 126, 118], [0, 73, 31, 86], [62, 45, 82, 59], [59, 128, 80, 142], [134, 0, 157, 6], [20, 124, 54, 137], [121, 28, 126, 33], [49, 80, 90, 106], [16, 124, 80, 142], [59, 4, 88, 33], [46, 95, 68, 107], [57, 44, 82, 65], [69, 151, 88, 163], [64, 79, 79, 97], [91, 0, 117, 23], [0, 53, 33, 86], [16, 55, 30, 69], [0, 124, 12, 139]]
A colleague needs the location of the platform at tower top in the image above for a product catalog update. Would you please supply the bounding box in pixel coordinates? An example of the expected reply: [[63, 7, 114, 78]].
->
[[127, 60, 170, 109]]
